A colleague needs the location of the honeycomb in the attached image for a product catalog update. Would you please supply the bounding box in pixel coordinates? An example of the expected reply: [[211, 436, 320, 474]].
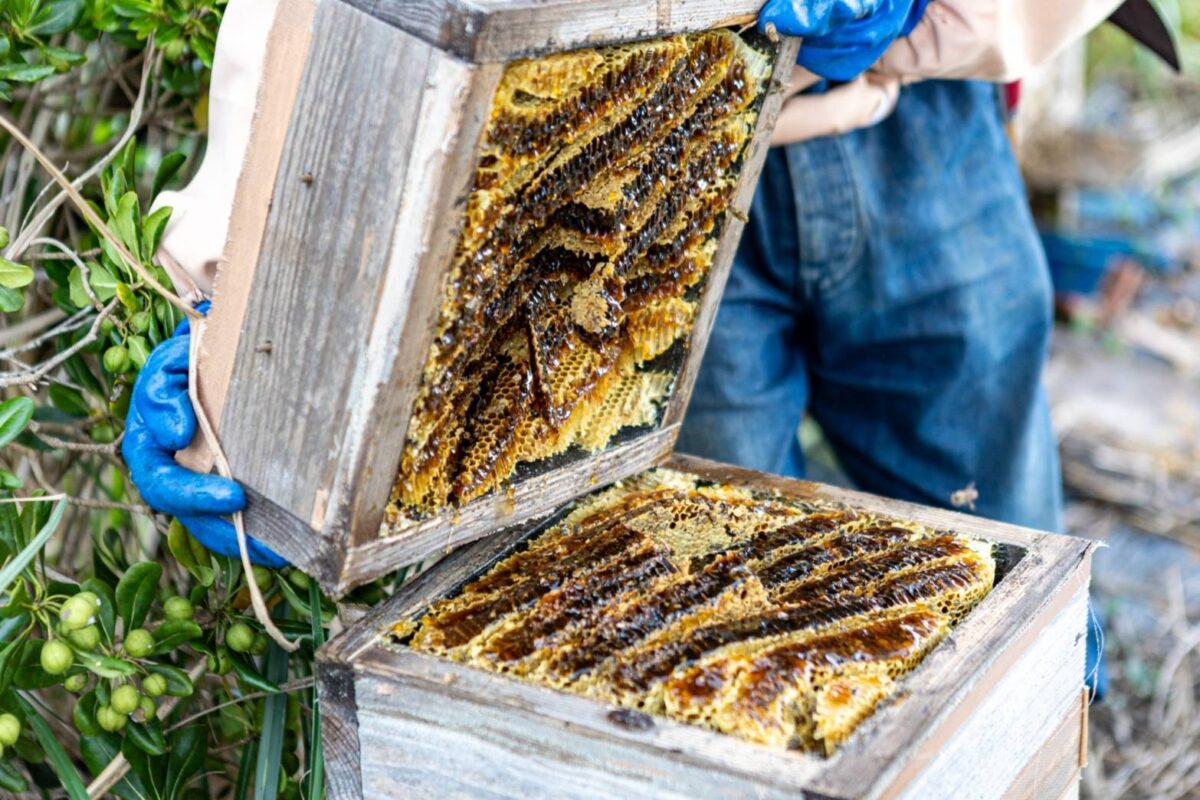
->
[[396, 469, 996, 755], [389, 31, 774, 520]]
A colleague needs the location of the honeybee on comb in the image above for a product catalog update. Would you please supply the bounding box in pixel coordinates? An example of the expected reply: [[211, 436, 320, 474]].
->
[[390, 31, 773, 519], [395, 469, 996, 755]]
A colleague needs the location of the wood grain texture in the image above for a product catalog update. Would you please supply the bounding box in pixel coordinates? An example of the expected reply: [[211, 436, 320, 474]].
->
[[339, 0, 772, 62], [182, 0, 315, 472], [341, 426, 680, 593], [318, 661, 363, 800], [317, 460, 1095, 799], [341, 55, 501, 549], [218, 2, 432, 529]]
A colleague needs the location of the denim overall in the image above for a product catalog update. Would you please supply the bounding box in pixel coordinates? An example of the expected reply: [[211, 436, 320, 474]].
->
[[678, 79, 1106, 695]]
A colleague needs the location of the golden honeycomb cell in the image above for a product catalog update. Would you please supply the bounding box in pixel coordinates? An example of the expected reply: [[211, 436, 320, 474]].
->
[[390, 30, 773, 521], [396, 469, 997, 755]]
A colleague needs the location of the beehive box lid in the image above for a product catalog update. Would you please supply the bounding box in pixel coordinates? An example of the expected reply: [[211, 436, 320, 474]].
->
[[190, 0, 800, 593], [339, 0, 773, 63]]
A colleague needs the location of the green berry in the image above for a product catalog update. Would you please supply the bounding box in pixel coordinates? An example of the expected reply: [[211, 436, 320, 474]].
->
[[163, 596, 194, 621], [59, 593, 98, 631], [97, 705, 126, 732], [281, 749, 300, 775], [110, 684, 140, 715], [64, 673, 87, 693], [250, 633, 269, 656], [129, 311, 151, 334], [250, 565, 273, 588], [124, 628, 154, 658], [143, 673, 168, 698], [287, 570, 310, 590], [102, 345, 132, 374], [69, 625, 101, 651], [226, 623, 254, 653], [89, 423, 116, 444], [138, 696, 157, 721], [40, 640, 73, 675], [0, 713, 20, 746]]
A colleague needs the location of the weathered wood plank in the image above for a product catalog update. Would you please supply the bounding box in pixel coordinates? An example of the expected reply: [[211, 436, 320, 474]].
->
[[183, 0, 315, 472], [340, 54, 502, 548], [339, 0, 770, 62], [342, 426, 680, 592], [219, 3, 433, 529]]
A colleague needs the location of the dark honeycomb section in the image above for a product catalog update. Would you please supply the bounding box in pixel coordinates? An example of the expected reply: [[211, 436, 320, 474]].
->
[[388, 31, 774, 521], [395, 469, 997, 755]]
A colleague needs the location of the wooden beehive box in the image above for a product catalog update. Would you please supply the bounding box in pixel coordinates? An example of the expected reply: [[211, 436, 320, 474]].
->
[[318, 455, 1095, 799], [190, 0, 801, 594]]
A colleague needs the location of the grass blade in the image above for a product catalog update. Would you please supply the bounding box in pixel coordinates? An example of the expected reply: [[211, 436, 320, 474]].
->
[[253, 622, 290, 800], [0, 497, 66, 597], [306, 580, 325, 800], [14, 693, 88, 800]]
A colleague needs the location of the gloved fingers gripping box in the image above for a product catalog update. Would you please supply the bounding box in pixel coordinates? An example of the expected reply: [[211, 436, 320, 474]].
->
[[192, 0, 797, 595]]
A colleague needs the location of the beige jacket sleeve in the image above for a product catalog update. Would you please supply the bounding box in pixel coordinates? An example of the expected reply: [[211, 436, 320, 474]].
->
[[774, 0, 1124, 146], [875, 0, 1125, 82], [151, 0, 277, 302]]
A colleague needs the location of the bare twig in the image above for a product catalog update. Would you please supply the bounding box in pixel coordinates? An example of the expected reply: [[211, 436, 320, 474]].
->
[[167, 676, 316, 733], [0, 113, 197, 318], [0, 299, 116, 387]]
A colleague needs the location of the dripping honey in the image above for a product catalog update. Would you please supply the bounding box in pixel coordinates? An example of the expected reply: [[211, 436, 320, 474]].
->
[[394, 469, 996, 755]]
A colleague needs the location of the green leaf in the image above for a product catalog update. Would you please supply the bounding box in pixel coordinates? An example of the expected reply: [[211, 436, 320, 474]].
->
[[151, 620, 202, 654], [30, 0, 85, 35], [0, 759, 27, 793], [0, 631, 28, 697], [0, 257, 33, 288], [0, 497, 65, 598], [0, 469, 22, 490], [121, 732, 166, 799], [112, 192, 141, 260], [142, 206, 173, 258], [0, 285, 22, 313], [0, 397, 33, 449], [14, 694, 88, 800], [228, 652, 280, 694], [145, 662, 195, 697], [80, 731, 150, 800], [254, 641, 290, 800], [126, 718, 167, 756], [115, 561, 162, 630], [67, 266, 88, 308], [164, 725, 207, 798], [88, 262, 119, 301], [235, 739, 257, 800], [152, 153, 187, 198], [127, 334, 150, 369], [73, 691, 101, 737], [0, 63, 56, 83], [307, 579, 326, 800], [49, 384, 90, 418], [73, 649, 136, 679]]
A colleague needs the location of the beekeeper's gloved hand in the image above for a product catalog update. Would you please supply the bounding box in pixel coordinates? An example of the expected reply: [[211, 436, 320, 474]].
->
[[759, 0, 929, 81], [122, 302, 288, 568]]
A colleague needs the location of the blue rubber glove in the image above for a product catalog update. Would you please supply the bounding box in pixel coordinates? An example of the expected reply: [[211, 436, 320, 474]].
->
[[760, 0, 930, 81], [123, 302, 288, 567]]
